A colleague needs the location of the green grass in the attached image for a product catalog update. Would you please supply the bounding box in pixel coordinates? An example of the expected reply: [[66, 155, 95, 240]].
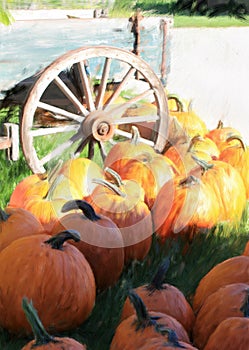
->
[[173, 14, 249, 27]]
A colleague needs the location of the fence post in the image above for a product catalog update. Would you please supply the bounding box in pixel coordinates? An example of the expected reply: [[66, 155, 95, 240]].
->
[[160, 19, 168, 87]]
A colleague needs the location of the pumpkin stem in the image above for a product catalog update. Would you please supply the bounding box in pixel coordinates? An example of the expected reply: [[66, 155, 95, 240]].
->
[[166, 329, 186, 348], [240, 290, 249, 317], [0, 209, 10, 222], [191, 155, 214, 173], [128, 290, 167, 334], [217, 120, 224, 129], [179, 175, 200, 188], [147, 258, 170, 292], [92, 178, 126, 198], [44, 229, 80, 250], [22, 297, 59, 346], [104, 167, 123, 187], [167, 94, 185, 112], [187, 135, 203, 153], [130, 126, 141, 145], [61, 200, 102, 221], [226, 135, 246, 151]]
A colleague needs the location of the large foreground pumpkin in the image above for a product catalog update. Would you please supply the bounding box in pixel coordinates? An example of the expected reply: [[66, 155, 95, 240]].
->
[[193, 255, 249, 313], [0, 230, 96, 335]]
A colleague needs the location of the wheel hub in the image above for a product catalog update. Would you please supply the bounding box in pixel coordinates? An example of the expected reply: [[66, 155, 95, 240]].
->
[[81, 110, 115, 142]]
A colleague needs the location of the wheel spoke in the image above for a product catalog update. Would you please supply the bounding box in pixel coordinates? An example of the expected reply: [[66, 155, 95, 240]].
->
[[114, 114, 159, 125], [77, 61, 95, 112], [106, 88, 155, 118], [97, 140, 107, 161], [114, 128, 155, 147], [103, 67, 136, 108], [54, 76, 89, 115], [88, 138, 95, 159], [95, 57, 112, 109], [40, 127, 83, 165], [37, 101, 84, 123], [30, 124, 79, 137]]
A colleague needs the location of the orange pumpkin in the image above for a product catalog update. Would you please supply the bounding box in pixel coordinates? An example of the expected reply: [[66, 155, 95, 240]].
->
[[21, 298, 87, 350], [8, 162, 62, 208], [205, 120, 241, 152], [88, 171, 153, 265], [152, 174, 219, 243], [104, 126, 156, 169], [0, 230, 96, 335], [203, 316, 249, 350], [0, 207, 44, 252], [193, 255, 249, 313], [193, 282, 249, 349], [191, 159, 247, 224], [52, 200, 124, 290], [219, 136, 249, 199], [120, 259, 195, 335], [138, 334, 198, 349], [110, 290, 169, 350], [8, 173, 49, 208]]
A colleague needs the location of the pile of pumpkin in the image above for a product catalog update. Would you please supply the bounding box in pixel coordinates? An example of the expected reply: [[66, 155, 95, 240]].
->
[[0, 94, 248, 349]]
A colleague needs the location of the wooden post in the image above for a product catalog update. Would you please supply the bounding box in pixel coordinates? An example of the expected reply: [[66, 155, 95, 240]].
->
[[160, 19, 168, 87], [129, 9, 144, 56]]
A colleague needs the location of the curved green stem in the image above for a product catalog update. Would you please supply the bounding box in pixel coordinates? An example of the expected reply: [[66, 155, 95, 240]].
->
[[179, 175, 200, 188], [130, 126, 141, 145], [22, 297, 58, 346], [191, 154, 214, 172], [167, 94, 185, 112], [61, 200, 102, 222], [147, 258, 170, 291], [104, 167, 123, 187], [226, 135, 246, 151], [44, 229, 80, 250], [128, 290, 169, 335], [92, 178, 126, 198]]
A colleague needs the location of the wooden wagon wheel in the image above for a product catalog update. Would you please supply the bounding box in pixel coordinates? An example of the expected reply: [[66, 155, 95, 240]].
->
[[20, 46, 169, 174]]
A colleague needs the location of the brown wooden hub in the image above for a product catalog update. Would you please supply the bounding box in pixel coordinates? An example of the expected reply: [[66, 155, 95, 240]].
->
[[81, 110, 115, 142]]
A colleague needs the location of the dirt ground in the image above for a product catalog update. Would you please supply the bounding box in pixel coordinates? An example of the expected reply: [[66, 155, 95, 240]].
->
[[167, 27, 249, 143]]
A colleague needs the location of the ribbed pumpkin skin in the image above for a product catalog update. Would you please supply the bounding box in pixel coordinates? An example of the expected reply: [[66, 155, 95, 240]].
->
[[193, 283, 249, 349], [193, 256, 249, 313], [219, 144, 249, 199], [89, 180, 153, 265], [58, 157, 105, 199], [52, 212, 124, 290], [198, 160, 246, 223], [203, 317, 249, 350], [138, 337, 199, 350], [0, 234, 96, 335], [8, 174, 48, 208], [205, 124, 241, 152], [110, 313, 165, 350], [152, 176, 219, 243], [104, 153, 176, 209], [0, 207, 44, 252], [120, 284, 195, 335], [21, 337, 87, 349]]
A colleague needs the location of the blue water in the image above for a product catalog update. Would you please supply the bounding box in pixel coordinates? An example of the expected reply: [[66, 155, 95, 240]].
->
[[0, 18, 171, 98]]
